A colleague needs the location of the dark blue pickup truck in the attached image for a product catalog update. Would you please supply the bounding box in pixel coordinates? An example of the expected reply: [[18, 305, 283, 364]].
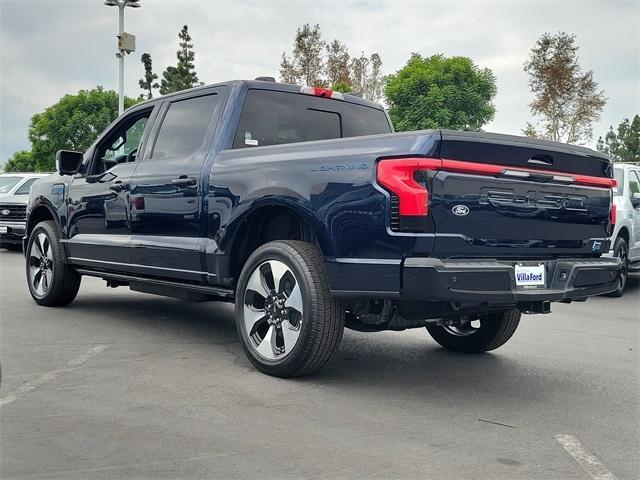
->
[[25, 79, 621, 377]]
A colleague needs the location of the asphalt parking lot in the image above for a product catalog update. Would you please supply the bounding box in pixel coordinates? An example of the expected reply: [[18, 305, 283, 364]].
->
[[0, 247, 638, 480]]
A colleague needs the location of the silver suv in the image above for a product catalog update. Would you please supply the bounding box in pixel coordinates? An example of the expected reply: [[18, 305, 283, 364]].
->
[[605, 163, 640, 296], [0, 173, 48, 250]]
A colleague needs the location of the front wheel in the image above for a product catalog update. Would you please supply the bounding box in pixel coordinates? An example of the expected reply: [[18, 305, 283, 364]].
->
[[426, 309, 521, 353], [26, 221, 81, 306], [235, 240, 344, 377]]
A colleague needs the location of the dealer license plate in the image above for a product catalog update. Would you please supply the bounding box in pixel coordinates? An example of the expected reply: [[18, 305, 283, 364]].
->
[[515, 264, 545, 288], [0, 226, 7, 234]]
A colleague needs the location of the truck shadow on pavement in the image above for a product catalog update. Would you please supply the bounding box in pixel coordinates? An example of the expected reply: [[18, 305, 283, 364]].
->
[[58, 275, 638, 410]]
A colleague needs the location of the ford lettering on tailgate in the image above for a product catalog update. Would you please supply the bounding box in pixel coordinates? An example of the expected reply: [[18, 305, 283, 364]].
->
[[479, 188, 588, 211]]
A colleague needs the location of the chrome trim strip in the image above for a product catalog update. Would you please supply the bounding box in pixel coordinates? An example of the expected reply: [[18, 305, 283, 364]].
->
[[326, 257, 401, 265], [68, 257, 209, 276], [0, 221, 26, 228], [62, 234, 130, 246]]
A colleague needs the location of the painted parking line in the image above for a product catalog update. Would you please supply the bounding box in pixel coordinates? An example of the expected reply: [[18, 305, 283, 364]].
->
[[555, 434, 618, 480], [0, 345, 107, 407]]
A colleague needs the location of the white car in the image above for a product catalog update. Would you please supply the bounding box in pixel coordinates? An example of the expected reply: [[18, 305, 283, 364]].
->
[[605, 163, 640, 296], [0, 173, 49, 250]]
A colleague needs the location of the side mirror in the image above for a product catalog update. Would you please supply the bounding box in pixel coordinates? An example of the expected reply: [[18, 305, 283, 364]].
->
[[56, 150, 83, 175], [631, 192, 640, 208]]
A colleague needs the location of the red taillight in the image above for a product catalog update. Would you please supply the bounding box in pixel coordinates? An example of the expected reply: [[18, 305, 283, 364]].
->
[[610, 203, 616, 225], [132, 196, 145, 210], [377, 158, 441, 215]]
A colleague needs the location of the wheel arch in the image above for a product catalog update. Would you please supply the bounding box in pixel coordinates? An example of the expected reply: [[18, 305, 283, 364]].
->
[[227, 202, 331, 283], [26, 201, 61, 238], [616, 226, 630, 246]]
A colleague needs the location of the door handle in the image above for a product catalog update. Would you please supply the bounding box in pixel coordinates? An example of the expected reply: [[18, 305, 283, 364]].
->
[[172, 176, 196, 187], [110, 182, 130, 192]]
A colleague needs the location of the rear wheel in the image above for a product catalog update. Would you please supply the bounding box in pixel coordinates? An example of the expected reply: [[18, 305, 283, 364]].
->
[[235, 240, 344, 377], [426, 309, 521, 353], [605, 237, 628, 297], [26, 221, 81, 306]]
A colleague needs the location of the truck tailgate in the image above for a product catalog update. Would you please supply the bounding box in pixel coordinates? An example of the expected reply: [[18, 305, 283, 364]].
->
[[376, 130, 615, 258], [429, 171, 612, 257], [433, 131, 613, 257]]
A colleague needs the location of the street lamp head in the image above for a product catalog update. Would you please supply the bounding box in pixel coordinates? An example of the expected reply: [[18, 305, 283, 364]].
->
[[103, 0, 141, 6]]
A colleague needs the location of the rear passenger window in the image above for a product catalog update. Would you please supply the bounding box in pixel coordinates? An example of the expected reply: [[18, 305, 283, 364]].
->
[[151, 94, 217, 160], [232, 89, 390, 149]]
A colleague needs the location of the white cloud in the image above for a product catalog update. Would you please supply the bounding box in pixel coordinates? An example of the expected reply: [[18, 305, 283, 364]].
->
[[1, 0, 638, 164]]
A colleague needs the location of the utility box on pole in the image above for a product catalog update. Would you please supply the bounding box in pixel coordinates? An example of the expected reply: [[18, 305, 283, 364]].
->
[[117, 32, 136, 54]]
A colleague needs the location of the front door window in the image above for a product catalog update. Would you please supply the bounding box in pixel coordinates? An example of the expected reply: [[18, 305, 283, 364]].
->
[[92, 114, 150, 175]]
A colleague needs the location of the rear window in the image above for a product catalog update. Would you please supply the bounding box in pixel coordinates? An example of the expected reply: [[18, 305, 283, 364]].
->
[[232, 89, 391, 149]]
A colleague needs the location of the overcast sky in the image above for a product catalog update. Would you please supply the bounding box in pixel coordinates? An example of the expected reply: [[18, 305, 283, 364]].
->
[[0, 0, 638, 166]]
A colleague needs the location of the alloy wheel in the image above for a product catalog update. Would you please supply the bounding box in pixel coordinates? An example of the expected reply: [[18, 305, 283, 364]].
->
[[242, 260, 303, 360], [28, 233, 54, 298], [618, 242, 628, 291], [443, 318, 482, 337]]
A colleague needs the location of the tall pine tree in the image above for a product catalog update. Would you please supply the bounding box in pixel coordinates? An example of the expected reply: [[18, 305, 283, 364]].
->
[[138, 53, 159, 99], [160, 25, 203, 95]]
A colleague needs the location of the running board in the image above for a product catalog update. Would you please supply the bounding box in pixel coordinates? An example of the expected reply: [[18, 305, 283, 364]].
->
[[75, 269, 234, 302]]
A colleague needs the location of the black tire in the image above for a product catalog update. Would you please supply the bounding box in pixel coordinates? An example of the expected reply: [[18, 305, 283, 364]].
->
[[25, 220, 81, 307], [426, 309, 521, 353], [235, 240, 344, 378], [605, 237, 628, 297]]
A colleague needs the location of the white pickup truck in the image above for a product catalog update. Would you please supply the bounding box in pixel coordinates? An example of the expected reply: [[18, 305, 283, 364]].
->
[[607, 163, 640, 296]]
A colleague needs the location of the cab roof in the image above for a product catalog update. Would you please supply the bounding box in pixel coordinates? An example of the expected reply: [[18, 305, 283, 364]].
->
[[135, 79, 383, 110]]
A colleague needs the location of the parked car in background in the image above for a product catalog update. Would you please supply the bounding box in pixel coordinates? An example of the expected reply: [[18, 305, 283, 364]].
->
[[605, 163, 640, 296], [0, 173, 49, 250]]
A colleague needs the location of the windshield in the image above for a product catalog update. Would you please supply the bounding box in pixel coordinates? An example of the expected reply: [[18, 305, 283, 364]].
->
[[0, 176, 24, 194], [613, 168, 624, 196]]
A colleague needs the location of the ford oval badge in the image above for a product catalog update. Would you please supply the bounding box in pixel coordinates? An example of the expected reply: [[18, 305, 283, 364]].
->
[[452, 205, 469, 216]]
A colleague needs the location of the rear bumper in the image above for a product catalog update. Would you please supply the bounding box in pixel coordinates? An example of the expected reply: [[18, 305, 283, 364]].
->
[[403, 257, 622, 302], [327, 256, 622, 302]]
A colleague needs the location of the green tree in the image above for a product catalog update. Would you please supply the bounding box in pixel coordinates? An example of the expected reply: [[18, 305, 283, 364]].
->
[[325, 39, 351, 89], [160, 25, 203, 95], [384, 53, 497, 132], [523, 32, 606, 144], [350, 52, 384, 103], [138, 53, 159, 99], [5, 87, 137, 172], [280, 24, 326, 87], [596, 115, 640, 162], [4, 150, 37, 172], [279, 24, 384, 102], [522, 122, 539, 138]]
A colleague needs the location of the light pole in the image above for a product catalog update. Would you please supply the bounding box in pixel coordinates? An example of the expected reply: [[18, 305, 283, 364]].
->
[[104, 0, 140, 115]]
